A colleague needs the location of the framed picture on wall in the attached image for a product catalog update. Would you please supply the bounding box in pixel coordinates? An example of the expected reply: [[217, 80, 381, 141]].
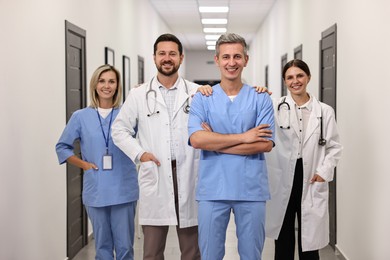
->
[[105, 47, 115, 66], [137, 55, 144, 84], [122, 55, 130, 102]]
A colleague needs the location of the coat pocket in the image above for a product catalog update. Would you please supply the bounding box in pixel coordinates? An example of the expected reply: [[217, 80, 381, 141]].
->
[[138, 161, 159, 196], [310, 181, 328, 212]]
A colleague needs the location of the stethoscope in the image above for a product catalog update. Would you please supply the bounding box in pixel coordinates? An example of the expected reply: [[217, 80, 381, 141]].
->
[[146, 77, 190, 117], [277, 97, 326, 146]]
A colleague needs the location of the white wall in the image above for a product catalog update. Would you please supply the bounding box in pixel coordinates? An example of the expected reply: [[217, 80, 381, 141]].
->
[[248, 0, 390, 259], [0, 0, 171, 259], [185, 50, 219, 82]]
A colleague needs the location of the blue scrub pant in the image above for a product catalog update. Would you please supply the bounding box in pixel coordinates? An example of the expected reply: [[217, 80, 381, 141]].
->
[[86, 201, 137, 260], [198, 200, 266, 260]]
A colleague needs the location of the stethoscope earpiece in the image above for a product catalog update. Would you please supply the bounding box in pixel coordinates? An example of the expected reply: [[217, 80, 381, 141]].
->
[[147, 111, 159, 117]]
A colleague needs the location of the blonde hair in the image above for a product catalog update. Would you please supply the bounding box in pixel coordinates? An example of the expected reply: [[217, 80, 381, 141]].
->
[[89, 65, 122, 108]]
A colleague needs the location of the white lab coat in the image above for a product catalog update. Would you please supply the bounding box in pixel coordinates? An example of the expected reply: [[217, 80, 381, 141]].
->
[[111, 77, 200, 228], [265, 94, 342, 251]]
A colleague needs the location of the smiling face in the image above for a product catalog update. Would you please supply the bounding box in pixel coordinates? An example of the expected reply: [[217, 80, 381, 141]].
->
[[214, 42, 248, 83], [154, 41, 183, 77], [284, 66, 311, 97], [96, 70, 118, 105]]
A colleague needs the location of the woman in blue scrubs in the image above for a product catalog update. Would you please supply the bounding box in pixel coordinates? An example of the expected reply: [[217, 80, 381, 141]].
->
[[56, 65, 139, 260]]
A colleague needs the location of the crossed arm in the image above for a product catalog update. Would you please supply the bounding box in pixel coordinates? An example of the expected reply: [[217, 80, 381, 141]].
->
[[190, 123, 273, 155], [192, 85, 273, 155]]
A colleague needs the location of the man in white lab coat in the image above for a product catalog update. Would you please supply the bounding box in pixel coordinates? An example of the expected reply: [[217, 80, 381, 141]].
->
[[111, 34, 202, 260]]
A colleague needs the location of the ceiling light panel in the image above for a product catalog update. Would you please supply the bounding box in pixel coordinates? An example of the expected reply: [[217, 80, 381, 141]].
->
[[201, 18, 227, 24], [205, 35, 221, 40], [206, 41, 217, 45], [203, 28, 227, 33], [199, 6, 229, 13]]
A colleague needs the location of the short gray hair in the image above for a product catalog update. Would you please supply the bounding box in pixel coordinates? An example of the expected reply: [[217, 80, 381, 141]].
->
[[215, 33, 248, 56]]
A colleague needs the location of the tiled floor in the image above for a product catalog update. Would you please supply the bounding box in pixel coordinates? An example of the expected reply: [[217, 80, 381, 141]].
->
[[74, 214, 342, 260]]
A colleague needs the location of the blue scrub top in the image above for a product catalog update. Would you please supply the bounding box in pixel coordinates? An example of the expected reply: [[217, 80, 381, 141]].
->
[[188, 84, 275, 201], [56, 107, 139, 207]]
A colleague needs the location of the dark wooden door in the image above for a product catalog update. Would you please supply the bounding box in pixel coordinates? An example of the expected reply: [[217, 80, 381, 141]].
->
[[294, 44, 303, 60], [65, 20, 88, 259], [281, 53, 288, 96], [319, 23, 337, 249]]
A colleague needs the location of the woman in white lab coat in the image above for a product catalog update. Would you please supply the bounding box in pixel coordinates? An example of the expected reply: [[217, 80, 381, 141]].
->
[[265, 59, 342, 260]]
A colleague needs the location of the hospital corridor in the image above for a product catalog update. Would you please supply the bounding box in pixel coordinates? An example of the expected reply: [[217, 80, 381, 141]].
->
[[1, 0, 390, 260]]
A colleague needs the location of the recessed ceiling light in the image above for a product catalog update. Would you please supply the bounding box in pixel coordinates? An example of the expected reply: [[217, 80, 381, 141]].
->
[[205, 35, 221, 40], [203, 28, 227, 33], [206, 41, 217, 45], [201, 18, 227, 25], [207, 45, 216, 50], [199, 6, 229, 13]]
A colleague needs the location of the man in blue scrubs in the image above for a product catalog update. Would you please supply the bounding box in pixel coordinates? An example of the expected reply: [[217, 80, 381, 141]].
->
[[188, 33, 275, 260]]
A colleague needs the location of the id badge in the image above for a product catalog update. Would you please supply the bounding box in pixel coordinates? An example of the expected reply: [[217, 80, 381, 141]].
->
[[103, 154, 113, 170]]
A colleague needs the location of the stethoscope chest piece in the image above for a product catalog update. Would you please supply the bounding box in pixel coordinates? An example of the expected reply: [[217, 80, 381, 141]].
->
[[184, 104, 190, 113]]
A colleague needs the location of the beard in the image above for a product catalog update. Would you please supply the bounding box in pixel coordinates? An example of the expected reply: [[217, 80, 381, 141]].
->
[[157, 61, 180, 77]]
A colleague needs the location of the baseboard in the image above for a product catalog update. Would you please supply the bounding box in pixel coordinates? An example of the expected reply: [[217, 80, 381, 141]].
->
[[335, 245, 348, 260]]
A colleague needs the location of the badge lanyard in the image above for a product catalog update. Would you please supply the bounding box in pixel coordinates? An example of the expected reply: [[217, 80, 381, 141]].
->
[[97, 109, 114, 170]]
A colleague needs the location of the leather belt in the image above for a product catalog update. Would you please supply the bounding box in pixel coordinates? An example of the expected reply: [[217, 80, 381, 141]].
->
[[171, 160, 176, 169]]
